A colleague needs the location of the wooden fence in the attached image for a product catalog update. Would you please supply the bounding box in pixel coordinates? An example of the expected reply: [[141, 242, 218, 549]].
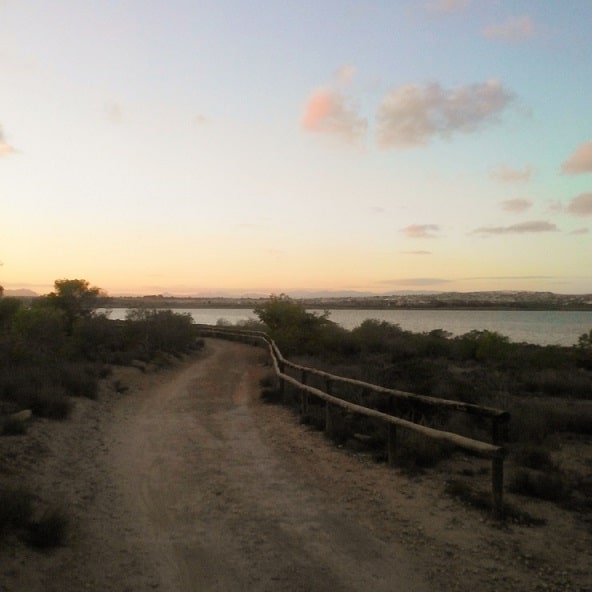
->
[[194, 325, 509, 518]]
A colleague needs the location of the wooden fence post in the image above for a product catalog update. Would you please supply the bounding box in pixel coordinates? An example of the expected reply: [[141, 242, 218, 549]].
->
[[491, 456, 504, 519], [492, 413, 510, 445]]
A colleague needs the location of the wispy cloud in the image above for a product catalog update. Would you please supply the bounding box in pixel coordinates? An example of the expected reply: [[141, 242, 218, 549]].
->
[[561, 141, 592, 175], [381, 277, 452, 286], [401, 250, 432, 255], [401, 224, 440, 238], [301, 88, 367, 143], [569, 227, 589, 235], [467, 275, 554, 281], [376, 80, 513, 148], [500, 198, 533, 213], [567, 193, 592, 216], [426, 0, 469, 15], [472, 220, 558, 235], [482, 15, 535, 42], [490, 164, 533, 183], [0, 126, 15, 156]]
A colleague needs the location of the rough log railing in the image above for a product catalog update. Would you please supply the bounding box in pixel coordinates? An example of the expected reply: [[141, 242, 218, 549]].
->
[[195, 325, 509, 518]]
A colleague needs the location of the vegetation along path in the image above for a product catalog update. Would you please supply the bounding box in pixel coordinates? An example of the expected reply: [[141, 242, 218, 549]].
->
[[2, 339, 590, 591]]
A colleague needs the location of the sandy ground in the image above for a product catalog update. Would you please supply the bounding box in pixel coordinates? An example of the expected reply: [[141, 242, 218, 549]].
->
[[1, 338, 591, 592]]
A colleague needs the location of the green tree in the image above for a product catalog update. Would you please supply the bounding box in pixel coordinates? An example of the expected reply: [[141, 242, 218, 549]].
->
[[253, 294, 333, 354], [44, 279, 105, 333]]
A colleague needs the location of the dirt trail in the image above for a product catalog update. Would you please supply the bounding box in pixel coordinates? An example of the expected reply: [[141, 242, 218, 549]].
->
[[103, 338, 430, 592], [2, 339, 590, 592]]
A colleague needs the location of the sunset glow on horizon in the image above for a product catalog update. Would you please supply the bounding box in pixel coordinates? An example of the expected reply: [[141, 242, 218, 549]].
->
[[1, 1, 591, 297]]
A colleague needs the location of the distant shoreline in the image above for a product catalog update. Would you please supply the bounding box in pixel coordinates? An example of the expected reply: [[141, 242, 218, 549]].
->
[[101, 294, 592, 312]]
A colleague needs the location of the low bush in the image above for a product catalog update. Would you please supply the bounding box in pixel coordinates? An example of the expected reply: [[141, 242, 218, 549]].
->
[[1, 416, 28, 435], [509, 468, 570, 502], [27, 506, 69, 549], [0, 488, 34, 533], [26, 389, 73, 420], [395, 429, 453, 470], [513, 446, 555, 471]]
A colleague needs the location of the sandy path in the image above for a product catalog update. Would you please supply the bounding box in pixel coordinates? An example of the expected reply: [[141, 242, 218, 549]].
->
[[109, 339, 430, 591]]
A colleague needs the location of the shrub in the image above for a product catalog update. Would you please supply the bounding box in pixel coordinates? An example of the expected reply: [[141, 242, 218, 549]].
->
[[513, 446, 555, 471], [395, 429, 453, 470], [27, 389, 73, 420], [509, 468, 570, 502], [1, 416, 28, 435], [58, 363, 100, 399], [27, 506, 69, 548], [0, 488, 34, 533]]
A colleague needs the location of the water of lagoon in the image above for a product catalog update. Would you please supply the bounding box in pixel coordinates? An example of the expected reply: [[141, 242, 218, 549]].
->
[[101, 308, 592, 347]]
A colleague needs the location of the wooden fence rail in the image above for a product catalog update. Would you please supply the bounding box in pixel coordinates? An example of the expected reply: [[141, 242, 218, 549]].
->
[[194, 325, 508, 518]]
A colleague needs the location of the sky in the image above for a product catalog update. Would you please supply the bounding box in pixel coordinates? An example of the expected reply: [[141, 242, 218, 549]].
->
[[1, 0, 592, 297]]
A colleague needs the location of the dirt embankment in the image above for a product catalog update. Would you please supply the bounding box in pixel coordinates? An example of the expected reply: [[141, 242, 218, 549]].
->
[[1, 339, 590, 592]]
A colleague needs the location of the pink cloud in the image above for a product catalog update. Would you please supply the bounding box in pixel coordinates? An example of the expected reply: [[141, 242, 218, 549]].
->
[[561, 141, 592, 175], [0, 126, 15, 157], [301, 88, 367, 142], [490, 164, 533, 183], [401, 224, 440, 238], [500, 198, 533, 213], [482, 15, 534, 42], [569, 227, 589, 235], [376, 80, 513, 148], [566, 193, 592, 216]]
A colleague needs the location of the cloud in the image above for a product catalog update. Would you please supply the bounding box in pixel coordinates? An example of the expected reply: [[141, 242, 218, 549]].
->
[[376, 80, 513, 148], [569, 227, 589, 235], [104, 102, 123, 124], [301, 88, 367, 142], [426, 0, 469, 15], [566, 193, 592, 216], [381, 277, 452, 286], [490, 164, 533, 183], [561, 141, 592, 175], [401, 250, 432, 255], [467, 275, 554, 281], [500, 198, 533, 213], [401, 224, 440, 238], [472, 220, 558, 235], [335, 65, 356, 86], [482, 15, 534, 42], [0, 126, 15, 156]]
